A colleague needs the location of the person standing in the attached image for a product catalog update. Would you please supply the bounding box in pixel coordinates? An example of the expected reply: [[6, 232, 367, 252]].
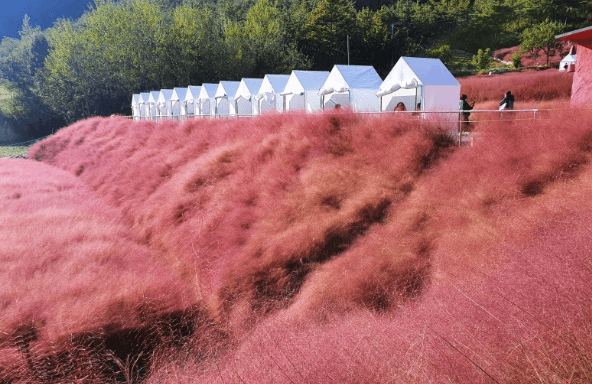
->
[[499, 91, 515, 120], [459, 94, 475, 132], [499, 90, 514, 110]]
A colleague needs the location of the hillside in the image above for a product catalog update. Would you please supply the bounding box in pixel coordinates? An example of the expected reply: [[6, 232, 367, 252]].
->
[[1, 70, 591, 382]]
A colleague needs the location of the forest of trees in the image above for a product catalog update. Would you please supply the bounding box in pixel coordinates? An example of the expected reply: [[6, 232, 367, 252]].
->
[[0, 0, 590, 140]]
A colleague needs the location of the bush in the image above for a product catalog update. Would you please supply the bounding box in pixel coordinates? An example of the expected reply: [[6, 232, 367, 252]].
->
[[428, 44, 453, 66], [511, 50, 522, 68], [472, 48, 492, 70]]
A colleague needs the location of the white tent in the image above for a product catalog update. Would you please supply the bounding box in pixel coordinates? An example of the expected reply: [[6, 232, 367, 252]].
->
[[171, 87, 188, 119], [280, 70, 330, 112], [147, 91, 161, 120], [235, 78, 264, 116], [559, 54, 576, 70], [559, 45, 577, 71], [196, 83, 217, 117], [157, 89, 174, 119], [559, 54, 576, 71], [318, 65, 383, 112], [215, 81, 240, 117], [185, 86, 201, 116], [139, 92, 150, 119], [377, 57, 460, 122], [131, 94, 141, 120], [255, 74, 290, 114]]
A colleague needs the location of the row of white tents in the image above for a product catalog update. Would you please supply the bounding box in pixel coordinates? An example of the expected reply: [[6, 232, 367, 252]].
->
[[131, 57, 461, 121]]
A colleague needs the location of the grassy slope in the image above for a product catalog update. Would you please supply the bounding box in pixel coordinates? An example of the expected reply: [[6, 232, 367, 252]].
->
[[2, 69, 589, 382], [0, 159, 196, 381]]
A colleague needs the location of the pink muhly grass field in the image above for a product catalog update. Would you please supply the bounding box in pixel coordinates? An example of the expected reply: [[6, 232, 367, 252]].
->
[[0, 159, 194, 381], [16, 104, 592, 383], [458, 69, 573, 104]]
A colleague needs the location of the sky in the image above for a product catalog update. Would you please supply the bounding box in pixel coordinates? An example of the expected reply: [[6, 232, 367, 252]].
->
[[0, 0, 93, 40]]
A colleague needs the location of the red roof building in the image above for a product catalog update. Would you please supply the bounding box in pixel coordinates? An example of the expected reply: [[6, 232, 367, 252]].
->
[[557, 26, 592, 107]]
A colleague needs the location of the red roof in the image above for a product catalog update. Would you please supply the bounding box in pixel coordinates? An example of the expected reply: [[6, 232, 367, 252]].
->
[[556, 26, 592, 48]]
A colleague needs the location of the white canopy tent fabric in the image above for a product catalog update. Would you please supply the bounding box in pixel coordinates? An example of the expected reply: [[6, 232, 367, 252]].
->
[[147, 91, 161, 120], [171, 87, 188, 119], [185, 86, 201, 116], [131, 94, 141, 120], [255, 74, 290, 114], [196, 84, 217, 116], [157, 89, 174, 119], [280, 70, 330, 112], [318, 65, 383, 112], [139, 93, 150, 119], [235, 78, 263, 116], [377, 57, 460, 123], [559, 53, 576, 71], [215, 81, 240, 117]]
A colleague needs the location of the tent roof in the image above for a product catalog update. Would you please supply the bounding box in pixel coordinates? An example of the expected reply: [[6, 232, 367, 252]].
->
[[377, 57, 459, 97], [281, 70, 330, 95], [132, 94, 140, 106], [157, 89, 174, 104], [148, 91, 160, 104], [184, 86, 201, 101], [235, 78, 264, 100], [319, 65, 382, 95], [560, 53, 577, 63], [256, 74, 290, 100], [197, 83, 218, 101], [215, 81, 241, 99], [171, 87, 188, 102], [139, 92, 150, 104]]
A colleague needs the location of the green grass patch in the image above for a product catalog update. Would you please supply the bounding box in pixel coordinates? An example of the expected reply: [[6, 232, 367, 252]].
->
[[0, 146, 29, 157]]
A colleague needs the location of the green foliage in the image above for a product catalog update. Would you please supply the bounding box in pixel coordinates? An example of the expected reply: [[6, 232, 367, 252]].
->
[[519, 19, 564, 66], [223, 0, 310, 77], [511, 50, 522, 68], [472, 48, 492, 70], [0, 16, 64, 139], [303, 0, 357, 69], [42, 0, 172, 123], [428, 44, 453, 66]]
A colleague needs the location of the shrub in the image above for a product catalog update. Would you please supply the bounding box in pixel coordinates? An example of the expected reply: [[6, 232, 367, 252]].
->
[[511, 50, 522, 68], [471, 48, 492, 70]]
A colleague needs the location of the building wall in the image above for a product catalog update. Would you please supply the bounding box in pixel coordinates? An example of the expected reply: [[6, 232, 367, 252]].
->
[[571, 44, 592, 107]]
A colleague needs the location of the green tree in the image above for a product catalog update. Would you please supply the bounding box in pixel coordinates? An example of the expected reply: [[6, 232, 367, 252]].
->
[[223, 0, 309, 78], [0, 16, 64, 139], [303, 0, 358, 69], [519, 19, 564, 66], [471, 47, 492, 70], [41, 0, 171, 123], [511, 50, 522, 68], [168, 2, 226, 84], [428, 44, 453, 66], [462, 0, 516, 51]]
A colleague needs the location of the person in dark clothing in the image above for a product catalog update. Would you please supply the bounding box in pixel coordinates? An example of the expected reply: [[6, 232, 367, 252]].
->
[[459, 94, 475, 132], [499, 90, 515, 110]]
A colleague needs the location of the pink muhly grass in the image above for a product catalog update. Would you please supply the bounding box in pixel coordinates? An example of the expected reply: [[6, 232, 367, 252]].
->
[[0, 159, 194, 381], [23, 103, 592, 383], [458, 69, 573, 103]]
